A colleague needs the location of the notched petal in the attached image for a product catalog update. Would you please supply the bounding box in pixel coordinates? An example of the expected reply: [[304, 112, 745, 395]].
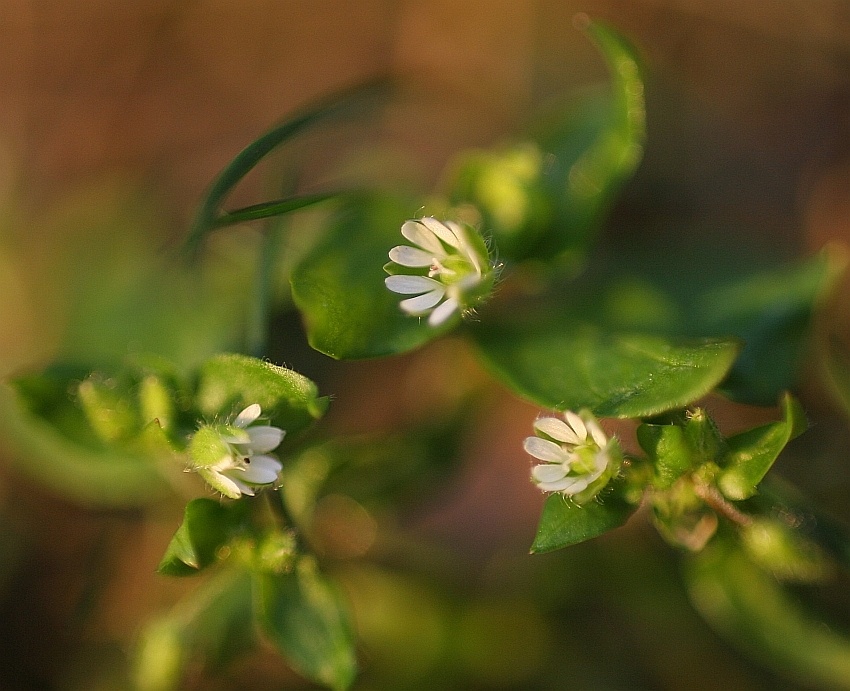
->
[[523, 436, 569, 463], [534, 417, 581, 445], [389, 245, 435, 267], [385, 274, 442, 295], [400, 290, 445, 314]]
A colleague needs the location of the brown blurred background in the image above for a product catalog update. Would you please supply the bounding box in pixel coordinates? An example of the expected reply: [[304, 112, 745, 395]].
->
[[1, 1, 850, 689]]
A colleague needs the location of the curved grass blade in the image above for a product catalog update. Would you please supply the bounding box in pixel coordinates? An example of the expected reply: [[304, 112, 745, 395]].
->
[[185, 78, 389, 255]]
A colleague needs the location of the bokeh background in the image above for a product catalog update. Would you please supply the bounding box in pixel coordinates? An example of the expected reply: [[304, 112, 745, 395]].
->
[[1, 1, 850, 689]]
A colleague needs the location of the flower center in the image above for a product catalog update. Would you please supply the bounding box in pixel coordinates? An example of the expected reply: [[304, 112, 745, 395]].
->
[[570, 445, 601, 476]]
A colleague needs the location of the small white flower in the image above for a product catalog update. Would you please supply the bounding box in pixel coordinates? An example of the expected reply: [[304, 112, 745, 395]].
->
[[524, 410, 620, 503], [384, 217, 494, 327], [192, 404, 285, 499]]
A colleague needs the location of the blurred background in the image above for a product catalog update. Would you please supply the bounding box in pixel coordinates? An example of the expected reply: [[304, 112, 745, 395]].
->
[[1, 1, 850, 689]]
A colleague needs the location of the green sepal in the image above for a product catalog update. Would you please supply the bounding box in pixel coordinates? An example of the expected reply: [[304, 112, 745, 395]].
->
[[530, 478, 638, 553], [474, 318, 740, 418], [158, 498, 250, 576], [651, 478, 718, 552], [637, 423, 696, 490], [253, 556, 357, 690], [188, 425, 231, 469], [637, 408, 726, 490], [717, 393, 807, 501], [195, 353, 327, 435]]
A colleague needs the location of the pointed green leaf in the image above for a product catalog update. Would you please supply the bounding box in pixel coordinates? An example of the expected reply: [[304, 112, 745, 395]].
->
[[531, 481, 637, 553], [474, 319, 740, 418], [291, 193, 455, 359], [718, 393, 807, 501], [195, 353, 327, 434], [686, 542, 850, 690], [528, 19, 645, 263], [158, 498, 249, 576], [254, 557, 357, 690], [695, 249, 844, 404], [136, 568, 255, 689]]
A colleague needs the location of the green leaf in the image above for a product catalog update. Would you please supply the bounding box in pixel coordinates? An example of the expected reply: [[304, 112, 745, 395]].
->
[[695, 249, 843, 404], [185, 80, 387, 253], [195, 353, 328, 435], [254, 557, 357, 690], [686, 542, 850, 690], [1, 377, 167, 508], [474, 319, 740, 418], [291, 193, 454, 359], [718, 393, 807, 501], [158, 498, 249, 576], [530, 480, 637, 553], [528, 19, 645, 263], [135, 568, 255, 690]]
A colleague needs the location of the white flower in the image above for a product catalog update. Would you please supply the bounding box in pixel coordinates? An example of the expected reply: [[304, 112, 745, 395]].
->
[[384, 217, 494, 327], [192, 404, 285, 499], [524, 410, 620, 503]]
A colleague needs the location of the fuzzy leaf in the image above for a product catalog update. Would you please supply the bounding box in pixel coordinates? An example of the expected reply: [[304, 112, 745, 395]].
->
[[196, 353, 327, 435]]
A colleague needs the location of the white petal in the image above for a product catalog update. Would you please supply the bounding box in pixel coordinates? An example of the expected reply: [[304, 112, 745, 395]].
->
[[427, 297, 459, 326], [532, 463, 567, 483], [389, 245, 435, 267], [247, 426, 285, 453], [227, 474, 255, 496], [420, 217, 461, 248], [210, 453, 239, 472], [235, 404, 262, 428], [523, 436, 569, 463], [241, 455, 282, 484], [538, 476, 585, 493], [385, 274, 442, 295], [564, 411, 588, 442], [401, 220, 445, 255], [400, 290, 445, 314], [534, 417, 581, 445], [587, 419, 608, 447]]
